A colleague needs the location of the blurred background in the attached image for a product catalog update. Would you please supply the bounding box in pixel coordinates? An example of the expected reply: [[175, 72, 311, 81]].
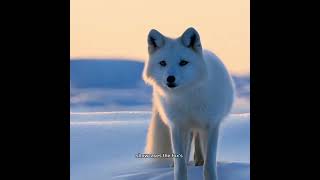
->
[[70, 0, 250, 112]]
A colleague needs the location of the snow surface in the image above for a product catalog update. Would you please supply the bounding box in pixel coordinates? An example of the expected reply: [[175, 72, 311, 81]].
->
[[70, 59, 250, 180], [70, 112, 250, 180]]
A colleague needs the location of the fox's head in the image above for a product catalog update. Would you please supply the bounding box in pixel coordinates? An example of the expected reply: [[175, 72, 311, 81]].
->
[[143, 27, 208, 93]]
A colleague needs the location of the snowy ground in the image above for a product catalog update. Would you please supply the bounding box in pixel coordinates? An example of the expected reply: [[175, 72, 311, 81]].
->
[[70, 111, 250, 180], [70, 59, 250, 180]]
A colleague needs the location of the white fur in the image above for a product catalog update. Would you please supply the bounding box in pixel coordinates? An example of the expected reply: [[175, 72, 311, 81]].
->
[[143, 28, 235, 180]]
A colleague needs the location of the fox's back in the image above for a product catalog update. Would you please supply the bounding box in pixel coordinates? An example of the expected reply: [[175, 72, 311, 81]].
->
[[201, 49, 235, 119]]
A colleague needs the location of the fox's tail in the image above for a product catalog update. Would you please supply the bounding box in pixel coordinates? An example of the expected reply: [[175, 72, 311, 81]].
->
[[144, 110, 172, 164]]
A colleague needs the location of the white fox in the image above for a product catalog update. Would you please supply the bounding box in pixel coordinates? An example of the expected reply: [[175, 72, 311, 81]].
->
[[142, 27, 235, 180]]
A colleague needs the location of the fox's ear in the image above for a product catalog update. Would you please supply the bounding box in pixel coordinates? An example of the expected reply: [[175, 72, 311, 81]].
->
[[148, 29, 165, 54], [181, 27, 202, 53]]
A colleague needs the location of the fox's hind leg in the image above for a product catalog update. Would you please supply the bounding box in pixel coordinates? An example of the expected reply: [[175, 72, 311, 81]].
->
[[194, 132, 204, 166]]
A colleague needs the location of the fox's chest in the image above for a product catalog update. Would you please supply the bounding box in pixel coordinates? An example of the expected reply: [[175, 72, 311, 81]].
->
[[160, 93, 214, 127]]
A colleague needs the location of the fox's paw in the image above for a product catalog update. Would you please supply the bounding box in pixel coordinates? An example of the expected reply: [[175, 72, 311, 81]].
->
[[195, 159, 204, 166]]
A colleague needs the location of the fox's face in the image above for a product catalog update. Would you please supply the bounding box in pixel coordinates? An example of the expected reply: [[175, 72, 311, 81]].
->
[[143, 28, 207, 93]]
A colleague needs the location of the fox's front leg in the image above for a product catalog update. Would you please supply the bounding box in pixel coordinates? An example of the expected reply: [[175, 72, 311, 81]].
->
[[203, 125, 220, 180], [170, 125, 188, 180]]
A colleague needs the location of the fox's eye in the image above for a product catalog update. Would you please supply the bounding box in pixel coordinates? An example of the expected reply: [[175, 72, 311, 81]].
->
[[179, 60, 189, 66], [159, 60, 167, 67]]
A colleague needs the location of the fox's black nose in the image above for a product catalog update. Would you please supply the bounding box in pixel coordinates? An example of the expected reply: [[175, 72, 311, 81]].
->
[[167, 76, 175, 83]]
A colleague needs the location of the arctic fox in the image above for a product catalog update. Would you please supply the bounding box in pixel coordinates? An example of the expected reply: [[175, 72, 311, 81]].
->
[[142, 27, 235, 180]]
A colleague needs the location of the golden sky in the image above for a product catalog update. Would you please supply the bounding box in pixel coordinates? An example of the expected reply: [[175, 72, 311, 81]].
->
[[71, 0, 249, 74]]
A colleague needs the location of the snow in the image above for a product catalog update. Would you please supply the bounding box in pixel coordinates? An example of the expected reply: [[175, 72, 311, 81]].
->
[[70, 112, 249, 180], [70, 59, 250, 180], [112, 162, 249, 180]]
